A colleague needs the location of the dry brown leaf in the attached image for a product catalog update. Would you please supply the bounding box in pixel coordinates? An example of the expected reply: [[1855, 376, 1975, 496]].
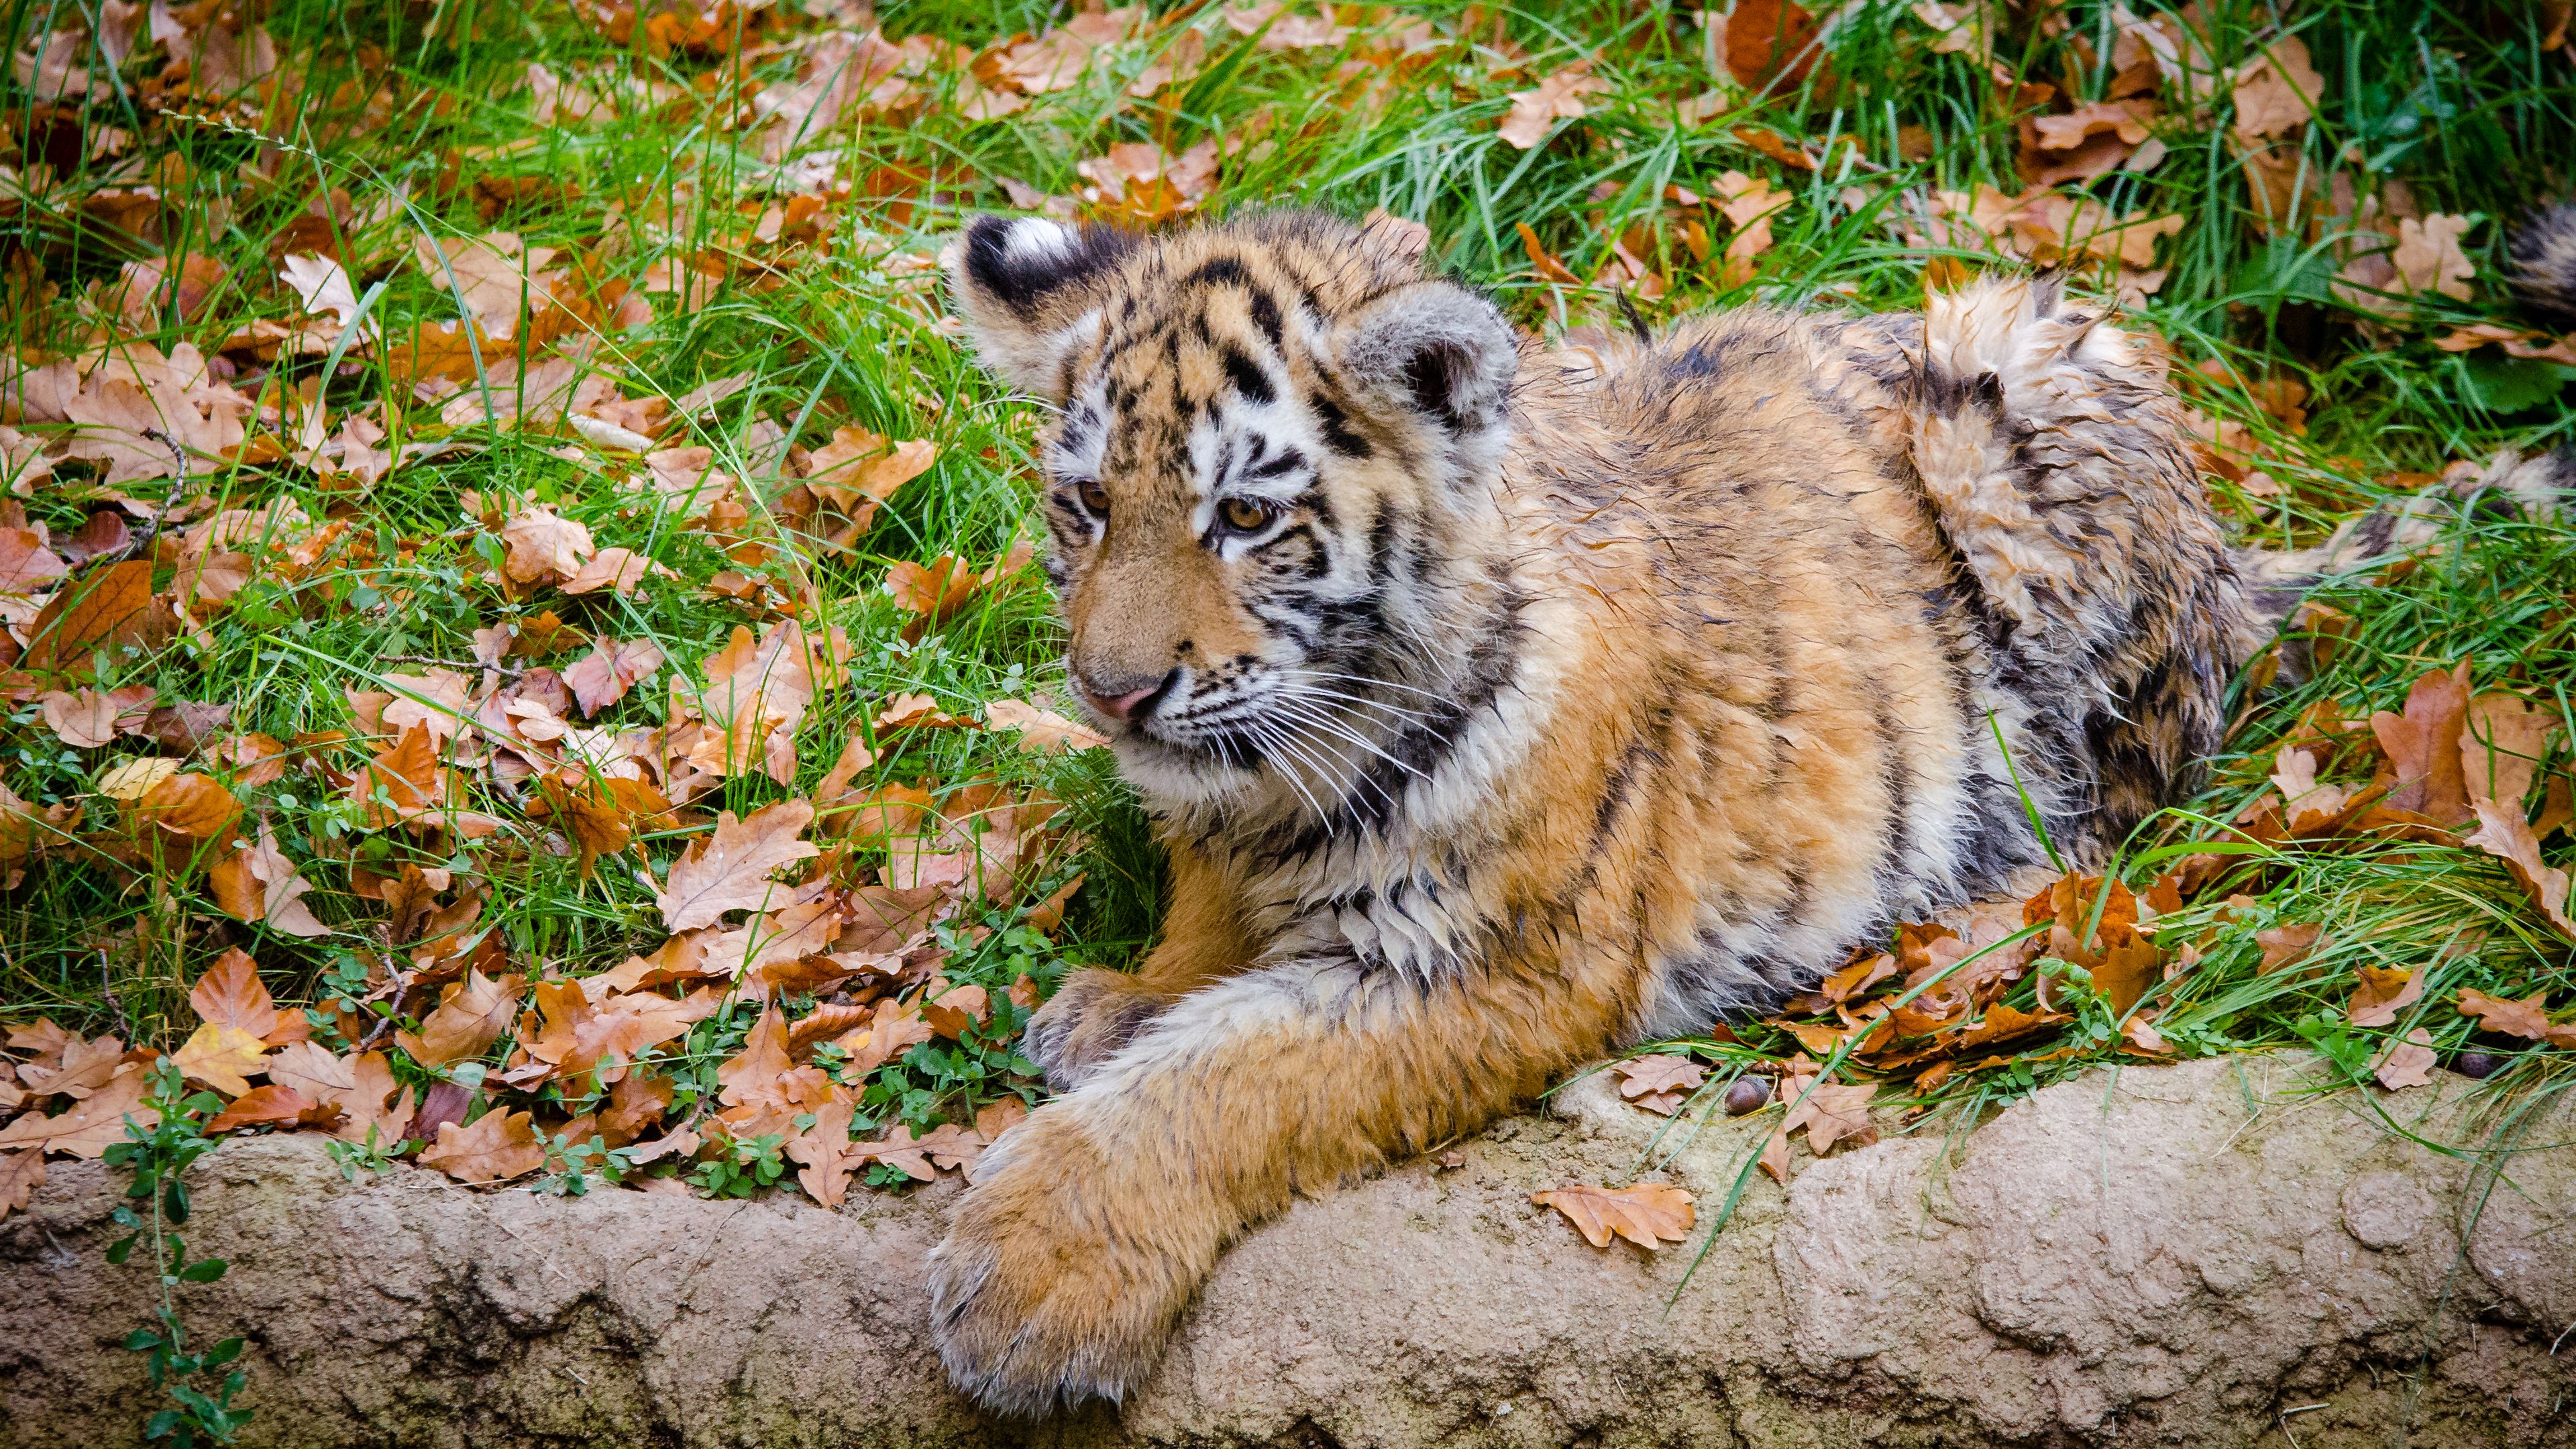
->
[[1499, 62, 1609, 150], [1614, 1054, 1708, 1107], [0, 1149, 44, 1220], [207, 825, 329, 938], [395, 968, 523, 1067], [171, 1022, 268, 1097], [601, 1070, 675, 1146], [1531, 1180, 1695, 1249], [2372, 1028, 2437, 1091], [499, 507, 596, 584], [2371, 663, 2473, 824], [2456, 986, 2552, 1040], [564, 638, 665, 716], [656, 800, 819, 931], [787, 1097, 860, 1208], [924, 983, 991, 1040], [561, 546, 661, 596], [40, 689, 118, 748], [985, 698, 1108, 753], [0, 527, 69, 595], [419, 1108, 545, 1183], [136, 771, 242, 841], [2463, 798, 2576, 940], [1725, 0, 1823, 89], [189, 947, 281, 1038], [22, 559, 159, 676], [1783, 1080, 1878, 1154], [2347, 966, 2425, 1028], [2230, 36, 2324, 140], [2393, 214, 2477, 303], [0, 1065, 155, 1157], [2462, 694, 2554, 810], [2255, 922, 2324, 972], [207, 1083, 331, 1134]]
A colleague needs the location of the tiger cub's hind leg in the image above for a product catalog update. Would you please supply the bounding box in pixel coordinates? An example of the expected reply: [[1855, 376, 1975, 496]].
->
[[1904, 275, 2253, 847]]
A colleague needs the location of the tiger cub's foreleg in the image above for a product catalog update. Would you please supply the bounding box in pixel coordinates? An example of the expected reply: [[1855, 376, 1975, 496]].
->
[[928, 956, 1611, 1415], [1020, 844, 1254, 1091]]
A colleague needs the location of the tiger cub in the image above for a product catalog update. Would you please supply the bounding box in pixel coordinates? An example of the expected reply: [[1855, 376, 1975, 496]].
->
[[928, 209, 2253, 1413]]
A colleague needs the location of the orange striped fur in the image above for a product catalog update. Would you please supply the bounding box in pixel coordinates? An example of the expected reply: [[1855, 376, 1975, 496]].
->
[[930, 211, 2253, 1413]]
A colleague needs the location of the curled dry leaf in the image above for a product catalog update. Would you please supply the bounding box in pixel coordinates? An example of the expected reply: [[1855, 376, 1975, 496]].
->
[[1530, 1180, 1695, 1250], [207, 824, 331, 938], [564, 637, 665, 716], [2347, 966, 2424, 1028], [2463, 798, 2576, 940]]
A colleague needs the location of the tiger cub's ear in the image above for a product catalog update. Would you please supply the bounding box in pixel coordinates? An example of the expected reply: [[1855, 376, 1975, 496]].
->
[[945, 216, 1137, 401], [1328, 279, 1519, 447]]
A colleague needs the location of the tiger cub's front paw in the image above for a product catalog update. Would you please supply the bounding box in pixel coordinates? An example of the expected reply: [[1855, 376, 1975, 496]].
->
[[1020, 968, 1173, 1091], [928, 1106, 1203, 1415]]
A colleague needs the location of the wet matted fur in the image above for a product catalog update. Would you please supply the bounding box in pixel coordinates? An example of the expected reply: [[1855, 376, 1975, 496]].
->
[[928, 210, 2253, 1413]]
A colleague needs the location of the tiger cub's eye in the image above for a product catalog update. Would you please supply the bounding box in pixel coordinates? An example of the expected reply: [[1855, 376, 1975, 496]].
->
[[1220, 497, 1273, 532], [1076, 480, 1112, 515]]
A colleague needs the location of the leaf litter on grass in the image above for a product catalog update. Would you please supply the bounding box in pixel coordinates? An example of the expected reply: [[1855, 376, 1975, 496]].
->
[[0, 0, 2572, 1238]]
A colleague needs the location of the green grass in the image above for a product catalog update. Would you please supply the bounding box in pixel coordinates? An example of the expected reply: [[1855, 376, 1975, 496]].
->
[[1, 0, 2571, 1173]]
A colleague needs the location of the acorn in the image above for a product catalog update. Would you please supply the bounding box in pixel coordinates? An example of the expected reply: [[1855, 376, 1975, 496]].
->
[[2447, 1050, 2504, 1079], [1723, 1076, 1772, 1116]]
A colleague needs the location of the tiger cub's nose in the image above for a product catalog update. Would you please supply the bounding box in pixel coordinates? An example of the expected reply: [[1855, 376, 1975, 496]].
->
[[1079, 668, 1179, 721]]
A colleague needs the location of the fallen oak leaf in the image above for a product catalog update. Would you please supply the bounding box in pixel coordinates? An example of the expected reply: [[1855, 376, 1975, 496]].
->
[[2455, 987, 2552, 1041], [2463, 797, 2576, 941], [563, 637, 665, 716], [2461, 693, 2554, 810], [418, 1108, 545, 1183], [394, 968, 524, 1067], [655, 799, 819, 931], [2347, 966, 2425, 1028], [1497, 60, 1609, 150], [1782, 1080, 1878, 1155], [0, 1149, 43, 1221], [2372, 1028, 2438, 1090], [0, 1065, 156, 1157], [2371, 662, 2473, 824], [1530, 1181, 1695, 1249], [1615, 1053, 1707, 1099], [207, 1083, 337, 1134], [985, 698, 1108, 753]]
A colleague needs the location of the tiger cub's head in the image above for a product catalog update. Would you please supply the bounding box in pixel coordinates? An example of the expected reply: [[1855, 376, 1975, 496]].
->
[[946, 211, 1519, 796]]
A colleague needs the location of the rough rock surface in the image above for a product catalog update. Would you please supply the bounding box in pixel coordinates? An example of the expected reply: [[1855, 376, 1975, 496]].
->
[[3, 1055, 2571, 1448]]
